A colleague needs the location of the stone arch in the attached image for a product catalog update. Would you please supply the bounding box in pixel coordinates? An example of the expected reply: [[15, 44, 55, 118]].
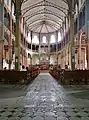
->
[[50, 54, 57, 65], [27, 53, 32, 65], [32, 54, 39, 65]]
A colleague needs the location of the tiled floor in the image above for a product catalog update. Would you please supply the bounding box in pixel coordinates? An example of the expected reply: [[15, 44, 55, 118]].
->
[[0, 73, 89, 120]]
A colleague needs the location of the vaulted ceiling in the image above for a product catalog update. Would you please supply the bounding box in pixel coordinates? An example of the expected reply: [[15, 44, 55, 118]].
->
[[21, 0, 77, 33]]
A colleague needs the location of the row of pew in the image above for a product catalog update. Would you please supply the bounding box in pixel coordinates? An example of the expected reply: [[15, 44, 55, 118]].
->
[[0, 68, 40, 85], [50, 69, 89, 85]]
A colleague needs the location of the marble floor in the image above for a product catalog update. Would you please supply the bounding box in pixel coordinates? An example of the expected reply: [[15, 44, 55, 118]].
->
[[0, 73, 89, 120]]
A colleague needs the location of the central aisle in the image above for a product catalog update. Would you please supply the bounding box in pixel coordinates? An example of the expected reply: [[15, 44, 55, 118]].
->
[[0, 73, 89, 120], [23, 73, 89, 120]]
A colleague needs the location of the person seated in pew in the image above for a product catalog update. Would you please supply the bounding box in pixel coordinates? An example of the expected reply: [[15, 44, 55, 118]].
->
[[20, 65, 27, 84], [57, 65, 61, 81], [58, 65, 61, 71], [26, 67, 29, 71], [4, 67, 7, 70], [65, 65, 69, 71], [60, 69, 65, 83], [50, 65, 53, 70], [20, 65, 27, 71]]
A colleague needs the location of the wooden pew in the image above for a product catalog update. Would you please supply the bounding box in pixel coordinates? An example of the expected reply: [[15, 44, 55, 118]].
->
[[0, 70, 31, 84], [0, 67, 39, 85], [49, 69, 89, 85], [73, 70, 89, 84], [59, 70, 89, 85]]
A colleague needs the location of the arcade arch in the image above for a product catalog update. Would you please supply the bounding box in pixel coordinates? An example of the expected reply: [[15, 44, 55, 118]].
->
[[50, 54, 57, 65], [32, 54, 39, 65]]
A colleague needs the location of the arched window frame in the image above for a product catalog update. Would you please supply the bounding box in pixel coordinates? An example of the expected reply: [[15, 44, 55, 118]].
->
[[58, 32, 62, 42], [42, 36, 47, 44], [50, 35, 56, 44], [32, 35, 39, 44]]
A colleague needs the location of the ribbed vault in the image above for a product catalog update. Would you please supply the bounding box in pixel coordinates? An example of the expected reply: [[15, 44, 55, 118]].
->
[[13, 0, 78, 33], [21, 0, 70, 33]]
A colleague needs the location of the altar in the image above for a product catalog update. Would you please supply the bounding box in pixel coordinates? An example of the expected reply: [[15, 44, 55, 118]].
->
[[40, 59, 50, 70]]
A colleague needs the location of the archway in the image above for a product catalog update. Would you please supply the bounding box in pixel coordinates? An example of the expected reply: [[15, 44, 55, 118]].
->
[[32, 54, 39, 65], [27, 53, 32, 65], [57, 52, 61, 65], [50, 54, 57, 65]]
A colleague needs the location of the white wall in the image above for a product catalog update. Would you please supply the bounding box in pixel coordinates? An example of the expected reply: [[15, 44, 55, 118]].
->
[[50, 55, 56, 65], [32, 55, 39, 65]]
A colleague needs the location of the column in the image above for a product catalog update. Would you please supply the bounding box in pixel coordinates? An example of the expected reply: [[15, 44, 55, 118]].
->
[[65, 49, 66, 65], [77, 4, 81, 69], [56, 31, 58, 65], [0, 0, 4, 69], [38, 33, 41, 65], [61, 52, 63, 68], [69, 4, 75, 70], [15, 0, 21, 70], [64, 17, 67, 66], [85, 0, 89, 69], [39, 33, 41, 64], [8, 13, 12, 69], [30, 31, 32, 66], [67, 15, 70, 67], [68, 45, 69, 66], [58, 53, 61, 65], [47, 34, 50, 64], [79, 33, 82, 69], [85, 47, 87, 69], [24, 25, 27, 66]]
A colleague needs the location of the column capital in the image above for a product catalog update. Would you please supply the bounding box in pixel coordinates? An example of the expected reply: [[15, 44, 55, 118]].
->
[[69, 9, 76, 16], [15, 8, 21, 18], [14, 0, 22, 17]]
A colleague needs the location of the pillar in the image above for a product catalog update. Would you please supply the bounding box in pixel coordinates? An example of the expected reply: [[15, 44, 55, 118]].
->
[[0, 0, 4, 69], [77, 3, 81, 69], [24, 24, 27, 66], [85, 0, 89, 69], [39, 33, 41, 64], [30, 57, 32, 66], [61, 52, 63, 68], [67, 15, 70, 67], [15, 0, 21, 70], [57, 53, 61, 65], [9, 13, 12, 70], [47, 34, 50, 64], [65, 49, 66, 65], [69, 3, 75, 70], [30, 31, 32, 66], [79, 33, 82, 69], [56, 31, 58, 65], [68, 45, 69, 66], [64, 17, 67, 66]]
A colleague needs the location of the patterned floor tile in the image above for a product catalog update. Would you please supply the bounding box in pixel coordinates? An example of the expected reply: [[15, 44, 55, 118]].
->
[[0, 73, 89, 120]]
